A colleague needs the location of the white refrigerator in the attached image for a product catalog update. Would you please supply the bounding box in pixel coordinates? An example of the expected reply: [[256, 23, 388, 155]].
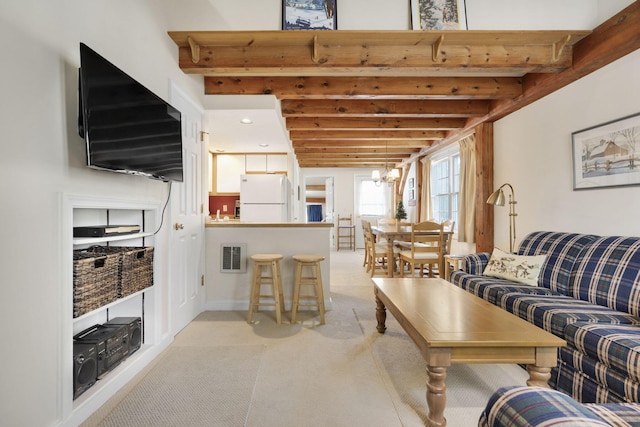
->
[[240, 174, 291, 222]]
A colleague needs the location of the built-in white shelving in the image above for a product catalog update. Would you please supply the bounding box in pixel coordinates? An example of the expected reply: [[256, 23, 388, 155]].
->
[[60, 195, 168, 426]]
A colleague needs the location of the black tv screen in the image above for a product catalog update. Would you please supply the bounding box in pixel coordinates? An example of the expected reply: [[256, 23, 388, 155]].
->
[[78, 43, 183, 182]]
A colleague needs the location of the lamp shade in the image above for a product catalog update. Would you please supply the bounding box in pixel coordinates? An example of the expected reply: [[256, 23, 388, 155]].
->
[[486, 189, 505, 206], [372, 170, 381, 180]]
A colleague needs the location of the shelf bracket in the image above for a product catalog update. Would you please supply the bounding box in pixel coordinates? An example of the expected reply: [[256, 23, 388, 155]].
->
[[432, 35, 445, 62], [311, 35, 320, 63], [187, 36, 201, 64], [552, 35, 571, 63]]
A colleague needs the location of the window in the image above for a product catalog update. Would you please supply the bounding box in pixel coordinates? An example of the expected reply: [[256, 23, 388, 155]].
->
[[430, 150, 460, 228], [358, 179, 388, 216]]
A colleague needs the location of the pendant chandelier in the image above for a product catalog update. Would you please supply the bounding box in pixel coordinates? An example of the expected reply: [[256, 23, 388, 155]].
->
[[372, 141, 399, 186]]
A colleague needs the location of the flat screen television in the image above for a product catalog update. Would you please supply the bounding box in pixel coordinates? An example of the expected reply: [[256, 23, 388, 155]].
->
[[78, 43, 183, 182]]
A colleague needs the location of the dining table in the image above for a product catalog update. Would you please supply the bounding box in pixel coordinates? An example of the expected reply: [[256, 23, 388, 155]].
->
[[370, 223, 452, 278]]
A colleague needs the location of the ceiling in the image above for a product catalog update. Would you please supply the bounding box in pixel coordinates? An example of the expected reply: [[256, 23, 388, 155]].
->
[[168, 11, 639, 171]]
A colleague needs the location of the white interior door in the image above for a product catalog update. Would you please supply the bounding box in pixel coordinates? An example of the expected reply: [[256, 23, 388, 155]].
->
[[169, 82, 205, 334]]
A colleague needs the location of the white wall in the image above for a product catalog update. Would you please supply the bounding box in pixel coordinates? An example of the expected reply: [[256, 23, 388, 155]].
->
[[492, 48, 640, 250], [1, 0, 636, 425], [0, 1, 203, 426]]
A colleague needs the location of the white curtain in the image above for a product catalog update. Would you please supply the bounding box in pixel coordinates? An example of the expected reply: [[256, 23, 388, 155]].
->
[[457, 134, 476, 243], [419, 157, 432, 221]]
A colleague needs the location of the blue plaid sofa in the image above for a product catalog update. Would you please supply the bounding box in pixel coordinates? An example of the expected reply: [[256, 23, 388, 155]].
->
[[449, 231, 640, 423], [478, 386, 640, 426]]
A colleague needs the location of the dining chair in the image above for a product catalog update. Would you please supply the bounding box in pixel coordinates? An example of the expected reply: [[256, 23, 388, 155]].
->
[[377, 218, 396, 225], [398, 221, 445, 278], [361, 220, 372, 270], [337, 214, 355, 251], [363, 220, 399, 277], [441, 219, 455, 255]]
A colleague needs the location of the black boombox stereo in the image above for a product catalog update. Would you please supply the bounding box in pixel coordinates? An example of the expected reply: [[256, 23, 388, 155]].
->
[[74, 324, 129, 379], [105, 317, 142, 356], [73, 343, 97, 399], [72, 317, 142, 399]]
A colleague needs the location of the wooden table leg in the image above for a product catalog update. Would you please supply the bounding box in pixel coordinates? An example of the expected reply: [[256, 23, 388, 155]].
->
[[387, 239, 394, 277], [426, 365, 447, 427], [374, 288, 387, 333], [526, 365, 552, 388]]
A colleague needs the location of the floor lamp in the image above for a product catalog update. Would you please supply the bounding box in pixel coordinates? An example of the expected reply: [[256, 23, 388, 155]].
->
[[486, 183, 517, 253]]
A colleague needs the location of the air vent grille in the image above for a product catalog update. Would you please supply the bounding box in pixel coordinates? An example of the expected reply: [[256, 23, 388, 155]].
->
[[220, 243, 246, 273]]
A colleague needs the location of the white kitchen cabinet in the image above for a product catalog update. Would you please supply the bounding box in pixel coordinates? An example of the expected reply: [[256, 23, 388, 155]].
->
[[245, 154, 267, 172], [212, 153, 289, 194], [215, 154, 245, 193], [267, 154, 288, 172]]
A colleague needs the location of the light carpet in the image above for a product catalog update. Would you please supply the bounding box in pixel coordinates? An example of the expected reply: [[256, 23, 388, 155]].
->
[[83, 249, 527, 427]]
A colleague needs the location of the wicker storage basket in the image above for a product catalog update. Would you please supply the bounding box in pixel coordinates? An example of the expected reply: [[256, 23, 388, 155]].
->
[[117, 246, 154, 297], [85, 246, 154, 298], [73, 250, 120, 318]]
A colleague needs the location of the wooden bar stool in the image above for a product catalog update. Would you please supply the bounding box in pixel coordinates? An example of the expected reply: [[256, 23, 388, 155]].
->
[[291, 254, 326, 324], [248, 254, 285, 324]]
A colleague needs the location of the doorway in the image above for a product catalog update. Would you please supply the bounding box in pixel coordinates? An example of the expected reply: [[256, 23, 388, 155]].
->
[[303, 175, 334, 243], [354, 175, 393, 249]]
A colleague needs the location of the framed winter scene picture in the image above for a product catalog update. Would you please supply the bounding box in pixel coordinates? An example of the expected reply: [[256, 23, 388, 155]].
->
[[572, 112, 640, 190], [411, 0, 466, 30], [283, 0, 337, 30]]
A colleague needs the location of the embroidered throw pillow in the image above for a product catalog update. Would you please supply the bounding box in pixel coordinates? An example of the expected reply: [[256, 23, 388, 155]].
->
[[483, 247, 547, 286]]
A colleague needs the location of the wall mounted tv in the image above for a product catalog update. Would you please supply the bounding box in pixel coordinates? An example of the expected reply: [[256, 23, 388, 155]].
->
[[78, 43, 183, 182]]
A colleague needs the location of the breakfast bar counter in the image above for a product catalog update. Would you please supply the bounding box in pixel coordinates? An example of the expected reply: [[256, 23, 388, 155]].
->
[[206, 221, 333, 228], [205, 221, 333, 313]]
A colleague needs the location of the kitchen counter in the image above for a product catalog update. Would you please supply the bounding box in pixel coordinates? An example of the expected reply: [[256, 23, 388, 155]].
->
[[205, 221, 332, 313], [206, 220, 333, 228]]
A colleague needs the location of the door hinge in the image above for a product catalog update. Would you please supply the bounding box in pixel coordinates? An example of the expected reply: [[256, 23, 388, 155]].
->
[[201, 275, 205, 286], [201, 204, 204, 214]]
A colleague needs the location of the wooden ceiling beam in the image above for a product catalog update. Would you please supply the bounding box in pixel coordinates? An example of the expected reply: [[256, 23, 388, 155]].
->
[[204, 76, 523, 99], [169, 30, 589, 48], [298, 162, 386, 168], [295, 155, 415, 162], [289, 129, 447, 140], [285, 117, 466, 130], [169, 30, 590, 76], [281, 99, 490, 117], [294, 147, 421, 154], [292, 140, 431, 148]]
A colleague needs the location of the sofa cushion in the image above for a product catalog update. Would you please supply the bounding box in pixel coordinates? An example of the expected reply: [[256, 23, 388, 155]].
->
[[556, 362, 627, 404], [586, 403, 640, 425], [569, 236, 640, 316], [484, 247, 547, 286], [479, 386, 614, 426], [479, 386, 640, 426], [559, 347, 640, 403], [498, 294, 640, 337], [563, 322, 640, 385], [451, 271, 562, 306], [463, 252, 491, 275], [517, 231, 599, 293]]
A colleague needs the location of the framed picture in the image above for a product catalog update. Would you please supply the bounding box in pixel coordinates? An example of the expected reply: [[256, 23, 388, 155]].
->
[[409, 189, 415, 200], [408, 177, 415, 189], [572, 112, 640, 190], [411, 0, 467, 30], [283, 0, 337, 30]]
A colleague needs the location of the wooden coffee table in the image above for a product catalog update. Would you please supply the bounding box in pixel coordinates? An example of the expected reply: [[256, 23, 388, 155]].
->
[[372, 277, 566, 427]]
